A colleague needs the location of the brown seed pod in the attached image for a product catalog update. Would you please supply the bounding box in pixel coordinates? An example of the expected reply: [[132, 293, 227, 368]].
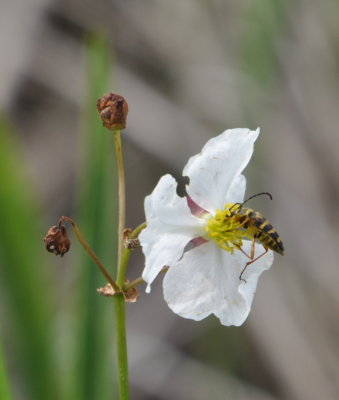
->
[[97, 93, 128, 131], [44, 225, 71, 256]]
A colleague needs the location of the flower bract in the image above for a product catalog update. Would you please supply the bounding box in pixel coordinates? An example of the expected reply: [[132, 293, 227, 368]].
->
[[140, 128, 274, 326]]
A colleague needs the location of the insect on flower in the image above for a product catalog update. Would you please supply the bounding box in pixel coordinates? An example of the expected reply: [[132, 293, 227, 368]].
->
[[140, 127, 279, 326], [224, 192, 284, 282]]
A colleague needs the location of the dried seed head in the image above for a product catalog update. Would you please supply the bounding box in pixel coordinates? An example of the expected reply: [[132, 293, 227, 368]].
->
[[97, 283, 117, 297], [97, 93, 128, 131], [97, 282, 139, 303], [44, 225, 71, 256]]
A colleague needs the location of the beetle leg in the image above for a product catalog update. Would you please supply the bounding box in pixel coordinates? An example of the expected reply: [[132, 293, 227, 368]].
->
[[239, 241, 268, 283]]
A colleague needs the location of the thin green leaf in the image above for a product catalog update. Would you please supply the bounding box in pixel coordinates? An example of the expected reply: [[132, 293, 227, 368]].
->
[[0, 118, 59, 399]]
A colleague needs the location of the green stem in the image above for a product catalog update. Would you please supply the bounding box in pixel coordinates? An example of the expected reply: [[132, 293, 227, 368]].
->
[[124, 266, 169, 291], [119, 222, 146, 291], [114, 294, 129, 400], [129, 222, 146, 239], [124, 276, 144, 291], [119, 249, 132, 288], [114, 130, 126, 277], [113, 130, 129, 400]]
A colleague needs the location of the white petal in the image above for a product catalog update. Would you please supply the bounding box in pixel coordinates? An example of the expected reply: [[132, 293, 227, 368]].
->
[[216, 243, 274, 326], [183, 128, 260, 211], [140, 174, 204, 292], [163, 240, 273, 326], [223, 173, 246, 204]]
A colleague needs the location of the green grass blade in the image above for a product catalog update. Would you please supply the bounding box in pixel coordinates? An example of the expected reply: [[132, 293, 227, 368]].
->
[[0, 119, 59, 399]]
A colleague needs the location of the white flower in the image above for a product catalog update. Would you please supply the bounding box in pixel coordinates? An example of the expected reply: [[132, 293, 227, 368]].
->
[[140, 128, 274, 326]]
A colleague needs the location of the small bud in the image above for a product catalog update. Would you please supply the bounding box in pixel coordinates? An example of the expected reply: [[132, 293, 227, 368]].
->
[[123, 286, 139, 303], [44, 225, 71, 256], [97, 93, 128, 131]]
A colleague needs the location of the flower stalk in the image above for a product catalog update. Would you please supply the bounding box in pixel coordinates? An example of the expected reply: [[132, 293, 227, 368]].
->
[[124, 266, 168, 292], [97, 92, 131, 399], [129, 222, 147, 239], [112, 128, 129, 400], [114, 130, 126, 286], [59, 216, 120, 293], [114, 294, 129, 400]]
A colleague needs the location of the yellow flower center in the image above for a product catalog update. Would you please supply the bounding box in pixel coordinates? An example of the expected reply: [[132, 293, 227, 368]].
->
[[205, 203, 252, 254]]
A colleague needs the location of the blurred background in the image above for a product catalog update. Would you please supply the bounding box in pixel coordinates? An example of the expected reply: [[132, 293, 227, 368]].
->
[[0, 0, 338, 399]]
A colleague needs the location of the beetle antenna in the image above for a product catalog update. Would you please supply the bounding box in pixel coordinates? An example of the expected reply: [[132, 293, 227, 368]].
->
[[242, 192, 272, 207], [229, 192, 272, 214]]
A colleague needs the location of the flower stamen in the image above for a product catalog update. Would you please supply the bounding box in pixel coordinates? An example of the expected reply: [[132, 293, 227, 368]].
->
[[205, 203, 252, 254]]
